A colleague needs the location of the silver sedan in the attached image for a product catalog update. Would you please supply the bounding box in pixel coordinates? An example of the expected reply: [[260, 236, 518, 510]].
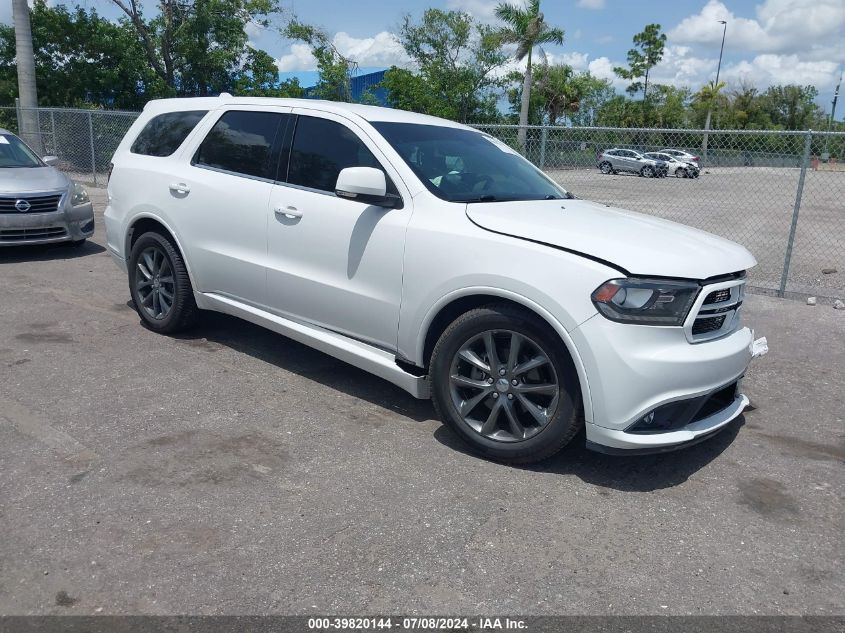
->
[[0, 128, 94, 247]]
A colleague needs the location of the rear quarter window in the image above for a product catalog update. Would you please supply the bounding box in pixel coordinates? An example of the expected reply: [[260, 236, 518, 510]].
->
[[130, 110, 207, 157]]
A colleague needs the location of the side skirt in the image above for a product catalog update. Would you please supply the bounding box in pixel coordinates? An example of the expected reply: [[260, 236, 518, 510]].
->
[[196, 292, 431, 399]]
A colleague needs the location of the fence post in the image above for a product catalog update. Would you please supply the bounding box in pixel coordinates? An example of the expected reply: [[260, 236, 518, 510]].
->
[[778, 130, 813, 297], [539, 126, 548, 170], [88, 111, 97, 187], [50, 110, 57, 156]]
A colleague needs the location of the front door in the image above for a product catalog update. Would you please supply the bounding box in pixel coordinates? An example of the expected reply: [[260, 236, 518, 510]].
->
[[265, 111, 412, 351]]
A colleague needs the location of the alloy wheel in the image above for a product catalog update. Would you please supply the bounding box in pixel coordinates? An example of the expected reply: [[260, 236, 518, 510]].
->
[[135, 246, 175, 320], [449, 329, 559, 442]]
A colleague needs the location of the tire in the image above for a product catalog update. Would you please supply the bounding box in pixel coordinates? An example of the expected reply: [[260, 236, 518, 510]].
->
[[128, 231, 199, 334], [675, 168, 686, 178], [70, 239, 87, 247], [599, 161, 613, 174], [641, 165, 654, 178], [430, 305, 582, 464]]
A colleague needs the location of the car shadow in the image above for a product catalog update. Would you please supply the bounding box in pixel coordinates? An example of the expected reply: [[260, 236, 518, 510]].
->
[[433, 416, 744, 492], [171, 311, 436, 423], [166, 311, 743, 490], [0, 240, 106, 263]]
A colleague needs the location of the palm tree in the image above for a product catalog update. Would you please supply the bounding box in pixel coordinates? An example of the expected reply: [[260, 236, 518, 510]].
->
[[697, 80, 726, 163], [11, 0, 41, 153], [495, 0, 563, 147]]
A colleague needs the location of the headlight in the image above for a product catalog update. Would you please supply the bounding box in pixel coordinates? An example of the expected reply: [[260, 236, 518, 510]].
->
[[71, 182, 90, 206], [591, 278, 700, 326]]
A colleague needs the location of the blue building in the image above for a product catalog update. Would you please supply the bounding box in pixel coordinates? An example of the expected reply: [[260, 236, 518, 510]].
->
[[303, 69, 389, 106]]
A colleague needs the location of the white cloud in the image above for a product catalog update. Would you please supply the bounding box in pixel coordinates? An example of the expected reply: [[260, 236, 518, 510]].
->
[[276, 31, 408, 72], [445, 0, 499, 22], [577, 0, 606, 9], [669, 0, 845, 55]]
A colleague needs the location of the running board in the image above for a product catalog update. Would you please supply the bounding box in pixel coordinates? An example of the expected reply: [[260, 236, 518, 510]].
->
[[197, 292, 430, 399]]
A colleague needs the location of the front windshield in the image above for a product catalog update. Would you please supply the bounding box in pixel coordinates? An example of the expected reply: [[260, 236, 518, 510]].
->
[[0, 134, 43, 168], [371, 122, 566, 203]]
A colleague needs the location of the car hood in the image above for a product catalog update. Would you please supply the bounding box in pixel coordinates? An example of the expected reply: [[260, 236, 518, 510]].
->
[[465, 198, 756, 280], [0, 167, 70, 194]]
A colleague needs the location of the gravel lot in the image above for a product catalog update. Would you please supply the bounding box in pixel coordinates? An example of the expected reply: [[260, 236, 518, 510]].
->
[[1, 189, 843, 616], [547, 167, 845, 299]]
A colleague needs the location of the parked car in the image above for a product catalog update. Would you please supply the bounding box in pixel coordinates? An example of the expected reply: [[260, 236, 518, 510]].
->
[[0, 128, 94, 247], [597, 148, 668, 177], [643, 152, 700, 178], [660, 148, 700, 166], [105, 97, 765, 463]]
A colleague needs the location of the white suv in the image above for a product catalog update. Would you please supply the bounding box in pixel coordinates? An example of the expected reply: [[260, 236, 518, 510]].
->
[[105, 97, 765, 463]]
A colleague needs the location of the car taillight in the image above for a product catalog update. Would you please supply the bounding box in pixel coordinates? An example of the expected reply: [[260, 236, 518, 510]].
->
[[692, 156, 700, 161]]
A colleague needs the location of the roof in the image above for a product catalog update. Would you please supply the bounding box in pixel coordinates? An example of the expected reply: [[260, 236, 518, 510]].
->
[[142, 96, 471, 130], [0, 128, 11, 135]]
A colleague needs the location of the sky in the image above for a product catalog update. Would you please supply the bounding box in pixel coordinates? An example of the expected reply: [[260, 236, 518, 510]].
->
[[2, 0, 844, 109]]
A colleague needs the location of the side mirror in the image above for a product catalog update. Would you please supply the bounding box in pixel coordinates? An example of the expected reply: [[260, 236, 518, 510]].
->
[[43, 155, 59, 167], [335, 167, 401, 208]]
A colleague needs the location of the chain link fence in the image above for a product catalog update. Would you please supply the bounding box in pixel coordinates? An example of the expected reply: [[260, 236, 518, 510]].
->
[[1, 104, 139, 187], [1, 105, 842, 299]]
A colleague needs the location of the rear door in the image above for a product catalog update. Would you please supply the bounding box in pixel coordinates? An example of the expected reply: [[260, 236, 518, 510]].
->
[[173, 106, 292, 308]]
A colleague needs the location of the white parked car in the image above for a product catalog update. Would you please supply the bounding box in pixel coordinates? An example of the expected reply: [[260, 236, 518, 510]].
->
[[642, 152, 700, 178], [660, 148, 700, 166], [105, 97, 766, 463]]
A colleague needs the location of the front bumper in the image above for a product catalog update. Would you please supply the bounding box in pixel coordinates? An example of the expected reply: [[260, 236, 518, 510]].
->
[[0, 202, 94, 246], [571, 307, 762, 452]]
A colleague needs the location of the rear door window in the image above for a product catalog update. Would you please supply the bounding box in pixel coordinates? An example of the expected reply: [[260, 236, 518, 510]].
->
[[130, 110, 207, 157], [193, 110, 289, 180]]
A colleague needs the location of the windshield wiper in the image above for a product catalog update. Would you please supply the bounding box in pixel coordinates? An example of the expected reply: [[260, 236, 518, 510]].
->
[[463, 195, 500, 203]]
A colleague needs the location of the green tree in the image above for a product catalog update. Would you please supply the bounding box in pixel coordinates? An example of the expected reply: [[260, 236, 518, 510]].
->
[[614, 23, 666, 100], [109, 0, 281, 96], [283, 19, 355, 101], [0, 1, 165, 108], [495, 0, 563, 146], [567, 74, 614, 127], [760, 84, 825, 130], [383, 9, 508, 122]]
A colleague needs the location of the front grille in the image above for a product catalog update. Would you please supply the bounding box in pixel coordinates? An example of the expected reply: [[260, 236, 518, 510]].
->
[[0, 194, 63, 214], [692, 315, 726, 335], [704, 288, 731, 304], [0, 227, 67, 242]]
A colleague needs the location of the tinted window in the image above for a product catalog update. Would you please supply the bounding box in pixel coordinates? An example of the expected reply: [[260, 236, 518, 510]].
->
[[287, 116, 387, 193], [131, 110, 207, 157], [194, 110, 285, 179]]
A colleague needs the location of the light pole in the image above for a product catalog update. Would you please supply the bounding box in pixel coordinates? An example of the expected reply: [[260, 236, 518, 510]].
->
[[823, 71, 842, 160], [702, 20, 727, 164]]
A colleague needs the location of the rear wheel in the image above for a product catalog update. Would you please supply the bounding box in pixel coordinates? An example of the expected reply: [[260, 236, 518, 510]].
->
[[430, 305, 582, 464], [599, 161, 613, 174], [128, 231, 198, 334]]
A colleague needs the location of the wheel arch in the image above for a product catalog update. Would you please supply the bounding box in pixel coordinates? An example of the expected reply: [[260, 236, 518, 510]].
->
[[125, 214, 199, 290], [417, 288, 594, 423]]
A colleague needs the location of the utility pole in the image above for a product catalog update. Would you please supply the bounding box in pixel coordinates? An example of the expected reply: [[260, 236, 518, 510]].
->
[[12, 0, 42, 154], [702, 20, 727, 165], [823, 72, 842, 160]]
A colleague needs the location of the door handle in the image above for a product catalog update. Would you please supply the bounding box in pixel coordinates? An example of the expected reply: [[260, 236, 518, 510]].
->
[[169, 182, 190, 194], [274, 206, 302, 219]]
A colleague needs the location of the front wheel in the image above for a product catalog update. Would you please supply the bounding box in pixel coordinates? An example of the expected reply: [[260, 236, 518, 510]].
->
[[675, 168, 687, 178], [641, 165, 655, 178], [430, 305, 582, 464], [128, 231, 199, 334]]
